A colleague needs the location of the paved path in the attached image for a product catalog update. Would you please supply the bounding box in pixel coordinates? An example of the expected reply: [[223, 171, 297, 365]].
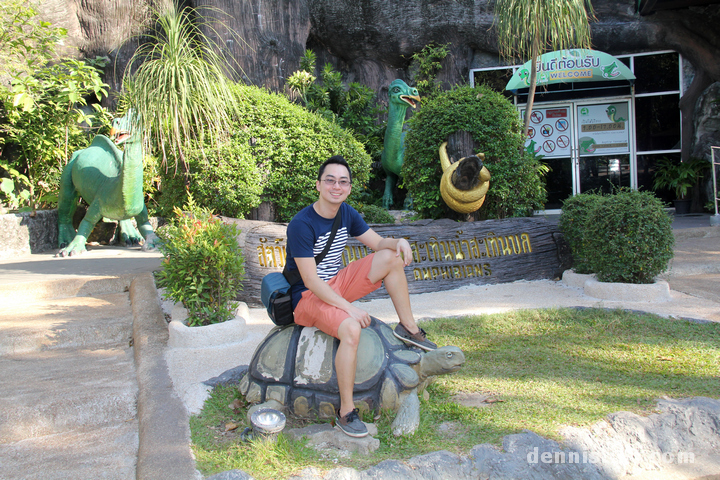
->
[[0, 214, 718, 479], [0, 275, 140, 480]]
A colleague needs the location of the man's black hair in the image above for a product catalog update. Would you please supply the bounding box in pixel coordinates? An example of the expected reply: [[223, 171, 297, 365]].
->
[[317, 155, 352, 182]]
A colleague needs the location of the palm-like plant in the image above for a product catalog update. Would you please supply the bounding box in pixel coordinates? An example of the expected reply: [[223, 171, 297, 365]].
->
[[494, 0, 595, 137], [122, 4, 241, 174], [652, 157, 708, 200]]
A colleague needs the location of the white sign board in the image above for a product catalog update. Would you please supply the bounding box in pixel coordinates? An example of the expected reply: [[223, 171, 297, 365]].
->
[[523, 107, 571, 158], [576, 103, 630, 156]]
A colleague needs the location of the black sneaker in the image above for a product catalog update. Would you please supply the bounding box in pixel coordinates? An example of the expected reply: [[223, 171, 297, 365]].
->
[[393, 323, 437, 351], [335, 408, 368, 438]]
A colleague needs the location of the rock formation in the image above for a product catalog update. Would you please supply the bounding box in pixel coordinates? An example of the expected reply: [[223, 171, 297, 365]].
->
[[33, 0, 720, 159]]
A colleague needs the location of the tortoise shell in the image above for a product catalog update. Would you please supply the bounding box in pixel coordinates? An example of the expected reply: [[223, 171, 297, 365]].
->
[[239, 317, 424, 418]]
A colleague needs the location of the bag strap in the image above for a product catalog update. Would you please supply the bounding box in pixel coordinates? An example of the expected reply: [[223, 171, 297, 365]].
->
[[283, 209, 342, 286]]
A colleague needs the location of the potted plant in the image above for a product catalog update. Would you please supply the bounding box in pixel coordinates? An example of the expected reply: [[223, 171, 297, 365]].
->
[[155, 197, 246, 326], [652, 157, 708, 215]]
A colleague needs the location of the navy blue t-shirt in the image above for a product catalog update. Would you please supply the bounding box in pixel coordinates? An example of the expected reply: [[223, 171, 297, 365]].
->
[[285, 202, 370, 308]]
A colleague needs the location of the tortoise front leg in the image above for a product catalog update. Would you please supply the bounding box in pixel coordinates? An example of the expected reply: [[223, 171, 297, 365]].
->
[[391, 387, 420, 436]]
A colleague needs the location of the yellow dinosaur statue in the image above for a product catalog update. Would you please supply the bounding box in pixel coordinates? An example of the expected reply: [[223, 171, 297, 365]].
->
[[438, 141, 491, 214]]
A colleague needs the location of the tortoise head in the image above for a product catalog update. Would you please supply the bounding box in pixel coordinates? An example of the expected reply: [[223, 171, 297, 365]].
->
[[419, 346, 465, 379]]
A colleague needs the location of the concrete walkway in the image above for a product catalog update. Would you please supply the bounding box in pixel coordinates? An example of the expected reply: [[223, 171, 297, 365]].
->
[[0, 249, 199, 479], [0, 278, 139, 480], [0, 214, 718, 479]]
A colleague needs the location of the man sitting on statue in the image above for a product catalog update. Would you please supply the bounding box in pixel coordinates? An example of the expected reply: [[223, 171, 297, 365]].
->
[[284, 155, 437, 438]]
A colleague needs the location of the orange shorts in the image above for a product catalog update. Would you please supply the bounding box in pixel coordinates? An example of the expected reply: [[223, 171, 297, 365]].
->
[[293, 253, 382, 338]]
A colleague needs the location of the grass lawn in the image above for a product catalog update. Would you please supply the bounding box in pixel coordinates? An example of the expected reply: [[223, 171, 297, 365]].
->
[[190, 307, 720, 479]]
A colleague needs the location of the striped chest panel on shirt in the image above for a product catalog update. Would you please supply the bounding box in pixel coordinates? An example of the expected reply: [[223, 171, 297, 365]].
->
[[314, 227, 348, 281]]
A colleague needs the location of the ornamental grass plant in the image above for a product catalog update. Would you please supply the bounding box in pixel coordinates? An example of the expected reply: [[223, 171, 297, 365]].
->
[[155, 197, 245, 326], [190, 308, 720, 479]]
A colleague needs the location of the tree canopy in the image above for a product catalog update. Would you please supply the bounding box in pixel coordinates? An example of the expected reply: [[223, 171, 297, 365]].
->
[[494, 0, 595, 135]]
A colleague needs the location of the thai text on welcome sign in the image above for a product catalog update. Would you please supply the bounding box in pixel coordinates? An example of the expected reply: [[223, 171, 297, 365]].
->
[[255, 230, 532, 283]]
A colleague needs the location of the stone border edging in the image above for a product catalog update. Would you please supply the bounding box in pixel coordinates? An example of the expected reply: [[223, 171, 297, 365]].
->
[[584, 277, 671, 302], [562, 270, 672, 302], [168, 318, 249, 349], [207, 396, 720, 480], [130, 272, 198, 480], [165, 301, 253, 349]]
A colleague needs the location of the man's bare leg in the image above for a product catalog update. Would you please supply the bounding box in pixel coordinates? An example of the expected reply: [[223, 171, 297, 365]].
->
[[367, 249, 420, 334], [336, 317, 361, 416], [334, 317, 369, 437]]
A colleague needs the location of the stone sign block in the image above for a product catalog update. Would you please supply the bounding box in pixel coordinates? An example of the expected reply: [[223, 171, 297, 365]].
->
[[239, 217, 571, 307]]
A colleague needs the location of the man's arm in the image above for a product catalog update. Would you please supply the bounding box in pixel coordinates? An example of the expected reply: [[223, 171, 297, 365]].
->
[[295, 257, 372, 327], [356, 229, 413, 266]]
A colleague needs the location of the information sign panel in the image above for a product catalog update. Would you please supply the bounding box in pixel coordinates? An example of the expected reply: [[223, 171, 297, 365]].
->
[[523, 107, 571, 158], [576, 103, 630, 155]]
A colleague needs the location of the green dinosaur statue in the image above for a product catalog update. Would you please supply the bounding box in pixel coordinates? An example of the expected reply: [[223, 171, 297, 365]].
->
[[381, 79, 420, 210], [56, 110, 157, 257]]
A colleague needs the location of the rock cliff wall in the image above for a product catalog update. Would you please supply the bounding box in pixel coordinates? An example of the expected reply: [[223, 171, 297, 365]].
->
[[32, 0, 720, 155]]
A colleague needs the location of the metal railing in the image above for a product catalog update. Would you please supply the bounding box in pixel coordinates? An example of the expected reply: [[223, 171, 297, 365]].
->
[[712, 146, 720, 216]]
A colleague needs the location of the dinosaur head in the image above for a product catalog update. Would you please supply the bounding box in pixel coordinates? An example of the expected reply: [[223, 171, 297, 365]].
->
[[388, 79, 420, 109], [109, 109, 139, 145], [519, 68, 530, 83]]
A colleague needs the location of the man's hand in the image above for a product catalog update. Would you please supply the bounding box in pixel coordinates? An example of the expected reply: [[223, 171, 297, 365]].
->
[[345, 304, 372, 328], [396, 238, 413, 266]]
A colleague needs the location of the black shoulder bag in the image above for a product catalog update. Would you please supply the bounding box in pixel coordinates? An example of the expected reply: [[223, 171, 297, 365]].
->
[[260, 211, 341, 326]]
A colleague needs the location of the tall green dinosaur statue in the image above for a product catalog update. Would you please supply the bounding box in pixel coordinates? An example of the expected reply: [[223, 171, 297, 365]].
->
[[56, 110, 157, 257], [381, 79, 420, 210]]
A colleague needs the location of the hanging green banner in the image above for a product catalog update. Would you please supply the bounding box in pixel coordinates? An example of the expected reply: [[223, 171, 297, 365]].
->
[[505, 49, 635, 91]]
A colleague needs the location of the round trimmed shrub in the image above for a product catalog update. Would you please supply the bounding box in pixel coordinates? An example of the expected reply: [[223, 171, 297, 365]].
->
[[355, 203, 396, 223], [159, 84, 371, 221], [585, 189, 674, 284], [158, 141, 262, 219], [559, 191, 605, 274], [402, 84, 547, 219]]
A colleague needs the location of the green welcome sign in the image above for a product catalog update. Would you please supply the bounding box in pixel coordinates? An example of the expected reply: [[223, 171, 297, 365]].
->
[[505, 49, 636, 92]]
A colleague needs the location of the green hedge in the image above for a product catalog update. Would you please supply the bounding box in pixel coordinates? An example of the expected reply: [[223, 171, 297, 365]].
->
[[158, 141, 262, 219], [159, 84, 371, 221], [402, 85, 547, 219], [558, 192, 606, 274], [560, 189, 674, 284]]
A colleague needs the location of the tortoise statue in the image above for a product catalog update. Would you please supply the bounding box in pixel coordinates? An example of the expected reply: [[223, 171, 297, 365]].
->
[[238, 317, 465, 436]]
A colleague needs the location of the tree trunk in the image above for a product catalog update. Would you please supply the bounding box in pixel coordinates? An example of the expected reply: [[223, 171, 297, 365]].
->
[[522, 39, 540, 139], [679, 68, 712, 162]]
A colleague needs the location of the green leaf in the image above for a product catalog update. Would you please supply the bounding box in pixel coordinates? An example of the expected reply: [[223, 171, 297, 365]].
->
[[1, 178, 15, 194]]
